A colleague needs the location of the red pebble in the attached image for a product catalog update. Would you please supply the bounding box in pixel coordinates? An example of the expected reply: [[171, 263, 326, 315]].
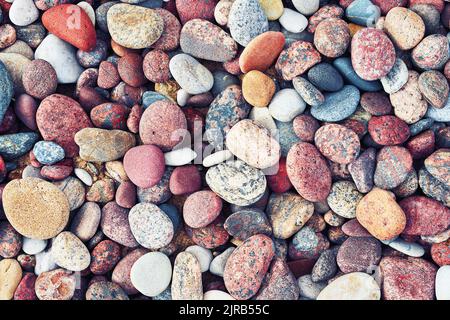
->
[[169, 165, 201, 195], [123, 145, 165, 189], [368, 115, 410, 145], [267, 157, 292, 193], [14, 273, 37, 300], [406, 130, 435, 159], [431, 239, 450, 266], [117, 53, 147, 87]]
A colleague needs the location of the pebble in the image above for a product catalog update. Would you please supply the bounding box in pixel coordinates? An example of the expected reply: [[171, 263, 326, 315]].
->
[[268, 89, 306, 122], [346, 0, 380, 26], [276, 41, 321, 81], [202, 150, 234, 167], [152, 8, 181, 51], [180, 19, 237, 62], [242, 70, 275, 108], [226, 119, 280, 169], [298, 275, 326, 300], [206, 160, 266, 206], [228, 0, 268, 47], [33, 141, 65, 165], [90, 240, 121, 275], [9, 0, 39, 27], [107, 4, 163, 49], [412, 34, 449, 70], [34, 249, 57, 276], [286, 142, 331, 202], [224, 208, 272, 240], [327, 181, 363, 219], [289, 226, 329, 260], [130, 252, 172, 297], [128, 203, 174, 250], [279, 8, 308, 34], [34, 34, 84, 84], [317, 272, 380, 300], [3, 178, 69, 240], [425, 149, 450, 187], [22, 59, 57, 100], [387, 238, 425, 257], [368, 115, 410, 145], [123, 145, 165, 189], [419, 167, 450, 206], [380, 256, 436, 300], [310, 85, 360, 122], [311, 248, 338, 282], [183, 190, 222, 228], [337, 237, 382, 273], [436, 266, 450, 300], [185, 245, 213, 272], [169, 53, 214, 95], [255, 258, 299, 300], [100, 201, 139, 248], [209, 247, 234, 277], [204, 290, 235, 300], [431, 238, 450, 266], [70, 202, 101, 242], [308, 63, 344, 92], [176, 0, 216, 24], [333, 57, 382, 91], [356, 188, 407, 240], [14, 273, 37, 300], [0, 221, 21, 258], [380, 58, 409, 94], [35, 268, 76, 300], [111, 248, 147, 295], [292, 77, 324, 107], [384, 7, 425, 50], [374, 146, 413, 190], [224, 234, 274, 300], [315, 124, 360, 164], [22, 237, 46, 255], [137, 167, 173, 204], [52, 232, 90, 272], [171, 251, 203, 300], [418, 70, 449, 109], [293, 0, 320, 16], [351, 28, 396, 81]]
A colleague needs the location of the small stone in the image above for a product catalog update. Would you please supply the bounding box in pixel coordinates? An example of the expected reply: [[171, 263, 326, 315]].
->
[[380, 58, 409, 94], [279, 8, 308, 34], [436, 266, 450, 300], [70, 202, 101, 242], [337, 237, 382, 273], [22, 237, 46, 255], [86, 281, 129, 300], [209, 247, 234, 277], [101, 202, 139, 248], [52, 232, 90, 272], [33, 141, 65, 165], [326, 181, 363, 219], [317, 272, 380, 300], [242, 70, 275, 108], [314, 18, 350, 58], [269, 89, 306, 122], [311, 85, 360, 122], [9, 0, 39, 26], [224, 208, 272, 240], [22, 59, 57, 100], [374, 146, 413, 189], [418, 70, 449, 109], [276, 41, 321, 81], [315, 124, 360, 164], [35, 269, 75, 300], [298, 275, 326, 300], [412, 34, 449, 70], [183, 190, 222, 228], [185, 245, 213, 272], [311, 249, 338, 282], [169, 54, 214, 95], [384, 7, 425, 50], [289, 227, 330, 260], [0, 221, 22, 258], [123, 145, 165, 189], [368, 115, 410, 146], [171, 251, 203, 300]]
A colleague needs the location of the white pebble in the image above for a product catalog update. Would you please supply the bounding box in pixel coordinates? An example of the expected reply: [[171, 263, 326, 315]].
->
[[204, 290, 235, 300], [269, 89, 306, 122], [185, 245, 213, 273], [292, 0, 320, 15], [279, 8, 308, 33], [130, 252, 172, 297], [35, 249, 58, 275], [78, 1, 96, 26], [176, 89, 191, 107], [74, 168, 93, 186], [164, 147, 197, 166], [9, 0, 39, 27], [22, 237, 47, 255], [380, 58, 408, 94], [436, 265, 450, 300], [387, 238, 425, 257], [209, 247, 234, 277], [203, 150, 234, 167]]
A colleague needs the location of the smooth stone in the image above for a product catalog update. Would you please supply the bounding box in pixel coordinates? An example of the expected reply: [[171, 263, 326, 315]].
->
[[130, 252, 172, 297], [0, 61, 13, 123], [279, 8, 308, 33], [387, 238, 425, 257], [0, 132, 39, 160], [169, 54, 214, 95], [53, 176, 85, 211], [70, 202, 101, 242], [206, 160, 267, 206], [381, 58, 410, 94], [259, 0, 283, 20], [34, 34, 84, 84], [311, 248, 338, 282], [228, 0, 269, 47], [128, 203, 174, 250], [75, 128, 135, 162], [384, 7, 425, 50], [107, 4, 163, 49], [9, 0, 39, 26], [185, 245, 213, 272], [317, 272, 381, 300], [426, 98, 450, 122], [269, 89, 306, 122], [34, 249, 57, 276], [224, 208, 272, 240], [225, 119, 280, 169], [346, 0, 381, 26], [52, 232, 90, 272], [101, 202, 139, 248], [327, 181, 363, 219], [33, 141, 65, 165], [164, 148, 196, 166], [333, 57, 382, 91], [0, 259, 22, 300], [78, 2, 96, 25], [171, 252, 203, 300], [86, 281, 129, 300], [419, 167, 450, 207], [298, 275, 327, 300], [0, 52, 31, 94], [74, 168, 93, 186], [209, 247, 234, 277], [211, 70, 240, 97], [292, 0, 320, 15], [3, 178, 70, 240], [22, 237, 47, 255], [310, 85, 360, 122], [142, 91, 170, 108], [308, 63, 344, 92], [436, 265, 450, 300], [202, 150, 234, 167]]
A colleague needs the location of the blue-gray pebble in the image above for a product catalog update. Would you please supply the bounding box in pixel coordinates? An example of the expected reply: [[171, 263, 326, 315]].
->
[[346, 0, 381, 26], [307, 63, 344, 92], [333, 57, 382, 92], [409, 118, 435, 136], [159, 203, 181, 232], [0, 60, 13, 123], [276, 120, 300, 157], [310, 85, 360, 122], [0, 132, 39, 160], [211, 71, 240, 97], [33, 141, 65, 165], [142, 91, 170, 108]]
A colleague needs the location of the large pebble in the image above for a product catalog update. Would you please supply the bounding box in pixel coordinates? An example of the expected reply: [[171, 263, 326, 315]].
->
[[101, 202, 139, 248], [35, 269, 75, 300], [412, 34, 449, 70], [384, 7, 425, 50], [337, 237, 381, 273], [276, 41, 321, 81], [315, 124, 360, 164], [123, 145, 165, 189], [52, 232, 90, 272], [224, 234, 274, 300], [310, 85, 360, 122], [380, 58, 409, 94], [169, 54, 214, 95], [206, 160, 266, 206], [327, 181, 363, 219], [317, 272, 380, 300], [374, 146, 413, 189], [224, 208, 272, 240], [130, 252, 172, 297], [171, 252, 203, 300], [268, 89, 306, 122], [425, 149, 450, 188]]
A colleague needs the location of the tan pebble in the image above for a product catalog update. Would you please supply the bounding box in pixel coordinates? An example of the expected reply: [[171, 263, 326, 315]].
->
[[0, 259, 22, 300], [242, 70, 276, 108], [384, 7, 425, 50], [52, 232, 91, 272], [171, 252, 203, 300]]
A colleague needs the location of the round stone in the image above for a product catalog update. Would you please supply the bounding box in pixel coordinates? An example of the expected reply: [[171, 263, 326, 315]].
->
[[314, 124, 360, 164], [107, 4, 163, 49], [52, 232, 90, 272], [128, 203, 174, 250], [381, 58, 409, 94], [206, 160, 267, 206], [268, 89, 306, 122], [418, 70, 449, 109], [169, 54, 213, 95], [123, 145, 165, 189], [314, 18, 350, 58], [86, 281, 129, 300], [317, 272, 380, 300], [130, 252, 172, 297], [384, 7, 425, 50], [90, 240, 121, 275], [3, 178, 69, 240], [368, 115, 410, 145], [33, 141, 65, 165], [242, 70, 275, 108], [139, 100, 187, 151], [276, 41, 321, 81], [356, 188, 407, 240], [360, 92, 393, 116], [0, 221, 22, 258], [311, 85, 360, 122], [327, 181, 363, 219], [412, 34, 449, 70], [436, 266, 450, 300], [286, 142, 332, 202], [292, 77, 325, 107], [22, 59, 57, 100], [101, 202, 139, 248], [224, 208, 272, 241], [337, 237, 382, 273], [171, 251, 203, 300], [183, 190, 222, 228], [374, 146, 413, 190]]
